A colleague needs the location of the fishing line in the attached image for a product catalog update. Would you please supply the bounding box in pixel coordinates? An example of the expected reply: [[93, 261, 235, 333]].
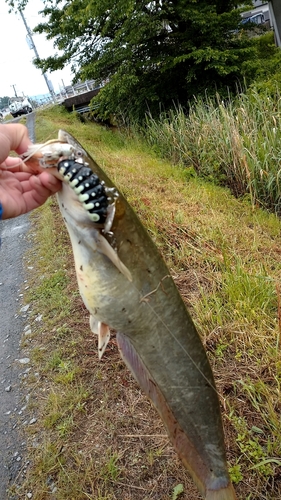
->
[[1, 132, 57, 170]]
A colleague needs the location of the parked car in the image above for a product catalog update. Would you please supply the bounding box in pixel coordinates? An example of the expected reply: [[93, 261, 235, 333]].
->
[[8, 96, 33, 118]]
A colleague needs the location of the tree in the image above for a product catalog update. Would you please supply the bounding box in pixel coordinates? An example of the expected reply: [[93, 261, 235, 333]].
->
[[0, 96, 10, 109], [8, 0, 254, 122]]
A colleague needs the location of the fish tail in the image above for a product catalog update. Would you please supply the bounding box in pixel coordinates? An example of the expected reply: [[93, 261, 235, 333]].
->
[[117, 332, 237, 500], [206, 484, 237, 500]]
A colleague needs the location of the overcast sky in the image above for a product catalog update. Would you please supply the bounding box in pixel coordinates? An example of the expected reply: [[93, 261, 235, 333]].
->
[[0, 0, 73, 98]]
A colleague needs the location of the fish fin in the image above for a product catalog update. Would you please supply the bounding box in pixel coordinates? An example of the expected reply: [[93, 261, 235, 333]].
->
[[97, 322, 111, 359], [89, 314, 99, 335], [89, 316, 111, 359], [59, 188, 132, 282], [96, 233, 132, 282]]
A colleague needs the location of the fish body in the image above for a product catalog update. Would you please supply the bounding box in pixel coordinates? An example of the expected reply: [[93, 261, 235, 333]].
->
[[23, 131, 236, 500]]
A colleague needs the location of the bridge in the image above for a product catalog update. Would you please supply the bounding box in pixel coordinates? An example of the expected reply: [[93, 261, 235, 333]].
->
[[58, 80, 103, 113]]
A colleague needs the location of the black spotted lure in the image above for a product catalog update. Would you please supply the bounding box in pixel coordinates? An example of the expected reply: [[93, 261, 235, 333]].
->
[[21, 130, 117, 234], [57, 159, 108, 224]]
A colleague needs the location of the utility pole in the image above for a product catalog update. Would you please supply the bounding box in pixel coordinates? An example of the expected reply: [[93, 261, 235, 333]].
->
[[11, 84, 18, 97], [19, 9, 55, 99]]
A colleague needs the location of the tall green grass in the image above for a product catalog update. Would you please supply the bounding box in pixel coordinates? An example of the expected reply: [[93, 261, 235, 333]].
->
[[144, 86, 281, 214]]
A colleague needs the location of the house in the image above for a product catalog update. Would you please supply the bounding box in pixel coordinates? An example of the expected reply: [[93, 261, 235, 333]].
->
[[269, 1, 281, 47], [242, 2, 281, 48], [241, 1, 270, 23]]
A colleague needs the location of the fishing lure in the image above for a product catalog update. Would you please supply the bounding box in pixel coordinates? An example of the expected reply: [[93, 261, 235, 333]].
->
[[57, 158, 108, 224], [21, 133, 117, 233]]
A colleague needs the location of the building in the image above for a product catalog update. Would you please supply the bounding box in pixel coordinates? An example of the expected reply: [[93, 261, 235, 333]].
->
[[269, 1, 281, 47], [242, 2, 281, 48], [241, 2, 270, 23]]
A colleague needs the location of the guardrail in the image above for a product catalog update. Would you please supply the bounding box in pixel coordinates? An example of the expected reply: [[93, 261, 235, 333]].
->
[[75, 103, 100, 114], [76, 105, 90, 113], [57, 80, 104, 100]]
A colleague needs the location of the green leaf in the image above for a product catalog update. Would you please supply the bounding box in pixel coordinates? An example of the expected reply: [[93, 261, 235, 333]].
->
[[172, 483, 184, 500]]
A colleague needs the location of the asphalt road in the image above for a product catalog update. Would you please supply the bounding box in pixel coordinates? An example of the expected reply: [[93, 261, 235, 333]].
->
[[25, 113, 36, 143], [0, 115, 35, 498], [0, 215, 31, 498]]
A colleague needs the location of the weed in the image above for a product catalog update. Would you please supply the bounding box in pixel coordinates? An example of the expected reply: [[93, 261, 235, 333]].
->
[[100, 451, 121, 482], [172, 483, 184, 500], [228, 463, 243, 484], [47, 350, 64, 370], [143, 88, 281, 215], [215, 341, 229, 359], [146, 448, 163, 466], [57, 415, 74, 437]]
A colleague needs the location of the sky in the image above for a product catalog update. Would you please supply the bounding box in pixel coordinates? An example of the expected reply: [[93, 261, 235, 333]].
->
[[0, 0, 73, 99]]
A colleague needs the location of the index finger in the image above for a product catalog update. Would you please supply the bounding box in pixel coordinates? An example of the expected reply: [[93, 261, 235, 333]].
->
[[0, 124, 32, 165], [1, 155, 44, 175]]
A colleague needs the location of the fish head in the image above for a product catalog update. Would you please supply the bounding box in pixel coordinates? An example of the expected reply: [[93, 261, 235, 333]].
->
[[21, 131, 84, 178]]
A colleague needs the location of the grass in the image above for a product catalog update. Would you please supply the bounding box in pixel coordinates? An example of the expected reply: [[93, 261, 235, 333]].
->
[[11, 105, 281, 499], [143, 87, 281, 215]]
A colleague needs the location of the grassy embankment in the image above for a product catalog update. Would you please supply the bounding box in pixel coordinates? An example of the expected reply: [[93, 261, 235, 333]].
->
[[12, 102, 281, 499]]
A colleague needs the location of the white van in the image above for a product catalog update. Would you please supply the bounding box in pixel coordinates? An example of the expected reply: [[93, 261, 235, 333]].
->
[[9, 96, 33, 118]]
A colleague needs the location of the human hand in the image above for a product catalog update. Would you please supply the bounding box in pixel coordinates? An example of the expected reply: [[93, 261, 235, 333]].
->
[[0, 124, 61, 219]]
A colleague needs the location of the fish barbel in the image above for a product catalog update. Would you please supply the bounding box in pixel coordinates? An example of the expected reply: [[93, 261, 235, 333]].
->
[[23, 130, 237, 500]]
